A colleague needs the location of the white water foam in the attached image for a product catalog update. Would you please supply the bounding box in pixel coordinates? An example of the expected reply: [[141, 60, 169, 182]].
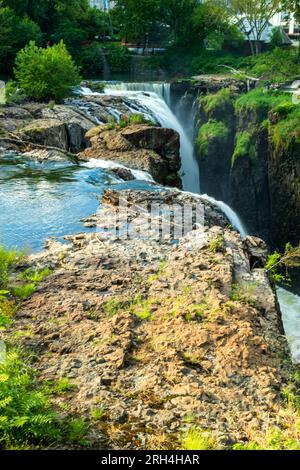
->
[[277, 287, 300, 364], [101, 87, 200, 193], [82, 158, 154, 183]]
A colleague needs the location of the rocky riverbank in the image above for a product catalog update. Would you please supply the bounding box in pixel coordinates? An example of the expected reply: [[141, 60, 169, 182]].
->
[[0, 96, 181, 187], [3, 183, 296, 449]]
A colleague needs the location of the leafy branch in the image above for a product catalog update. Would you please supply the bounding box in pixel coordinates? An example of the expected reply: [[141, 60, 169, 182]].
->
[[265, 243, 300, 285]]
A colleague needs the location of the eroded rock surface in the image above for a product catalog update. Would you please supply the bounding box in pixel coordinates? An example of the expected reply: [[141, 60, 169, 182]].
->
[[7, 189, 289, 450], [78, 124, 181, 187]]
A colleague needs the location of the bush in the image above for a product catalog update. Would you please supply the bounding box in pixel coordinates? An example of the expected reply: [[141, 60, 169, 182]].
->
[[191, 51, 243, 75], [196, 120, 229, 156], [14, 41, 81, 102], [77, 43, 104, 77], [240, 48, 300, 83]]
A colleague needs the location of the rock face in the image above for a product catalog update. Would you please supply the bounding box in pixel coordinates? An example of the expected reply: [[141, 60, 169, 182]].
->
[[171, 79, 299, 250], [19, 119, 69, 150], [78, 124, 181, 187], [0, 103, 98, 153], [9, 188, 288, 449]]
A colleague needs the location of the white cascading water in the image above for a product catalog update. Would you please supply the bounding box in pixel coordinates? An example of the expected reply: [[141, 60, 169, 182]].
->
[[104, 82, 171, 107], [104, 84, 200, 194], [277, 288, 300, 364]]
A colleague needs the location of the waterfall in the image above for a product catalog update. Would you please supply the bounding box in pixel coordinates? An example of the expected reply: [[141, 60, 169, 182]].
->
[[102, 85, 201, 194], [201, 194, 247, 238], [77, 83, 300, 363], [277, 287, 300, 364], [105, 82, 171, 107]]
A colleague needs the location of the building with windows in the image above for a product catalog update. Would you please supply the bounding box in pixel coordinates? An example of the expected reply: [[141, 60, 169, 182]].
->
[[89, 0, 115, 11]]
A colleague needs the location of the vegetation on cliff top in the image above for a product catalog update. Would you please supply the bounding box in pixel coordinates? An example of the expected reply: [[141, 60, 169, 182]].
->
[[235, 88, 290, 121]]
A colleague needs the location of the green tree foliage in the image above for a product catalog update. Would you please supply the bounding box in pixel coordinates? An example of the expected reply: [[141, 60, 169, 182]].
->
[[230, 0, 282, 55], [0, 5, 42, 74], [0, 0, 110, 76], [114, 0, 161, 42], [14, 41, 81, 102], [266, 243, 300, 285]]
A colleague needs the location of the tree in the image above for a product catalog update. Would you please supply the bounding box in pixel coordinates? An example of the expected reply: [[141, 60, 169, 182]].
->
[[187, 1, 234, 49], [14, 41, 81, 102], [114, 0, 161, 42], [230, 0, 282, 55], [0, 5, 42, 74], [161, 0, 198, 42]]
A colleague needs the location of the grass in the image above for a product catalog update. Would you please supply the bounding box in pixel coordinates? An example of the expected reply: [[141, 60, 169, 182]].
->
[[230, 283, 257, 307], [0, 246, 23, 289], [91, 406, 105, 421], [196, 120, 229, 156], [200, 88, 233, 118], [181, 428, 217, 450], [235, 88, 290, 122], [231, 131, 256, 167], [103, 294, 157, 321], [208, 235, 224, 254], [119, 113, 154, 128]]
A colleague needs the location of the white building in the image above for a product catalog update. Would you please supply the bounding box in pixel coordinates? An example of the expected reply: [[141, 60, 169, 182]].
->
[[270, 11, 299, 42]]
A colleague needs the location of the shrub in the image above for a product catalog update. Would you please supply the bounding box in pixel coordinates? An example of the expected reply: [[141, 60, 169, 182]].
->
[[14, 41, 81, 102], [239, 48, 300, 83], [196, 120, 229, 156], [191, 50, 243, 75], [79, 43, 104, 77], [231, 131, 256, 167]]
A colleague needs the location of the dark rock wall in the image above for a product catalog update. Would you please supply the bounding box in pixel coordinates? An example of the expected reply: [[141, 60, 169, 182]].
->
[[170, 78, 300, 250]]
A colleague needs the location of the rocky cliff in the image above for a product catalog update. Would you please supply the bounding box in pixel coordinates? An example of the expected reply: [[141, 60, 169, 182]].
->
[[171, 78, 300, 250], [5, 186, 291, 450]]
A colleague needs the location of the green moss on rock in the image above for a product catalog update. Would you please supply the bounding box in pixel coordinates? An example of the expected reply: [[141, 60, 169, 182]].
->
[[231, 131, 256, 167], [196, 120, 229, 156], [200, 88, 233, 115], [235, 88, 290, 122], [270, 105, 300, 152]]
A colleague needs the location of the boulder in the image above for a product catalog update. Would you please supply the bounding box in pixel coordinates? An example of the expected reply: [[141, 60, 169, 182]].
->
[[41, 105, 97, 152], [18, 119, 69, 150]]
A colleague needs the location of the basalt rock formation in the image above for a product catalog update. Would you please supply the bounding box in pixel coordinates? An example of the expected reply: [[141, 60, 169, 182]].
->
[[78, 124, 181, 187], [6, 187, 290, 450], [171, 78, 300, 250]]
